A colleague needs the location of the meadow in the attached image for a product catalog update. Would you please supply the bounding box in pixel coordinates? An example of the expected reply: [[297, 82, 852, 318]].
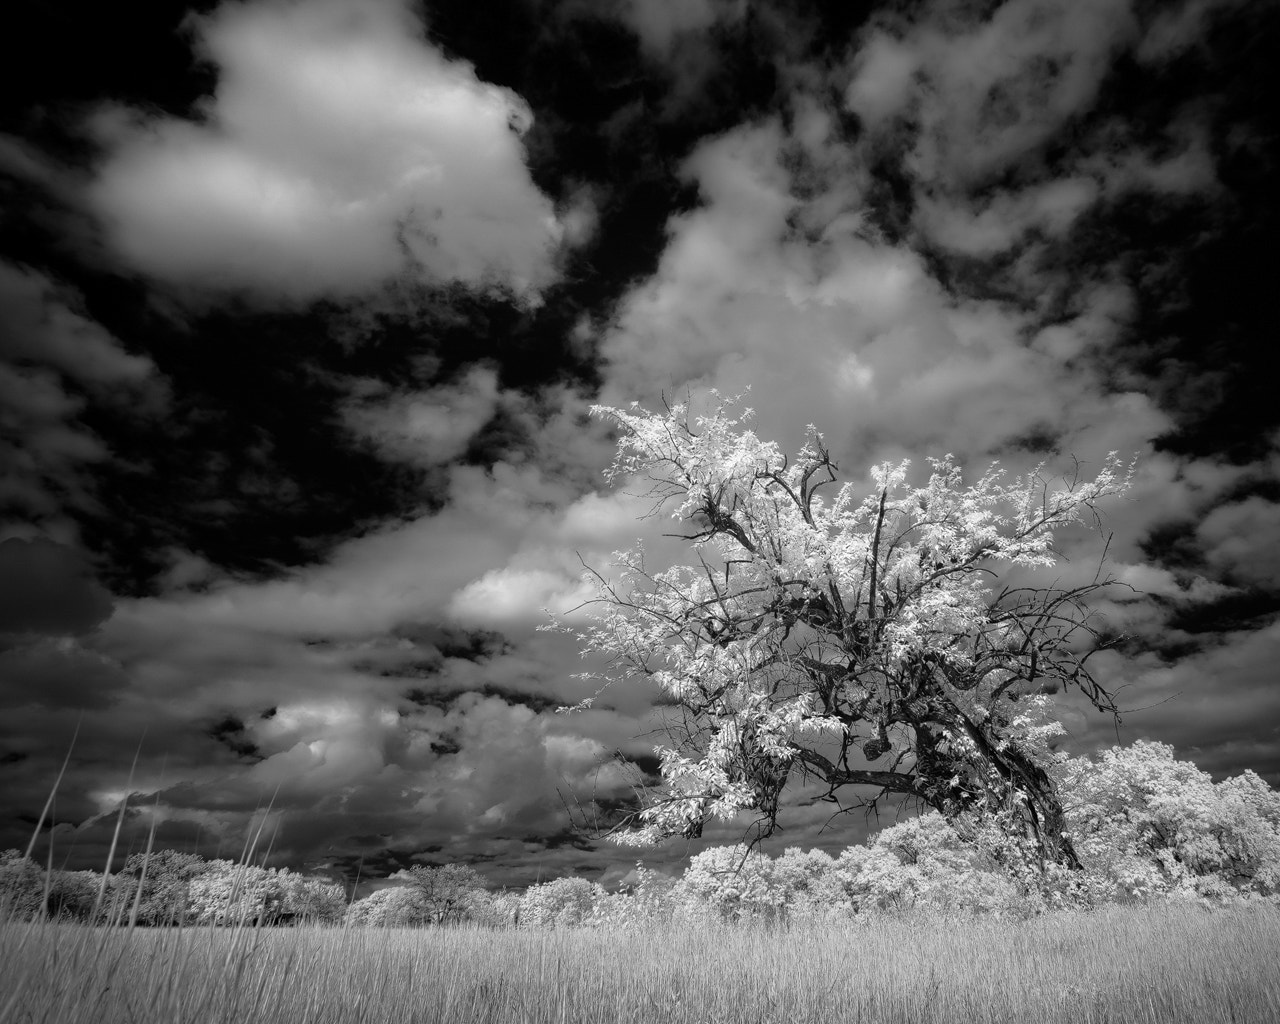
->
[[2, 903, 1278, 1024]]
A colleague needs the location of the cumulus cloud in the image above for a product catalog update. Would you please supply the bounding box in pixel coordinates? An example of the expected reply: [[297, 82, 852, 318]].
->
[[585, 0, 749, 112], [10, 0, 1269, 878], [109, 501, 511, 641], [1197, 497, 1280, 588], [0, 263, 166, 538], [86, 0, 562, 304], [914, 177, 1100, 256], [40, 417, 671, 864], [617, 0, 726, 59], [0, 363, 104, 534], [844, 33, 919, 127], [1135, 0, 1252, 64], [595, 117, 1167, 473], [0, 263, 155, 391], [866, 0, 1137, 188], [840, 0, 1223, 268], [448, 564, 593, 627], [341, 365, 502, 467]]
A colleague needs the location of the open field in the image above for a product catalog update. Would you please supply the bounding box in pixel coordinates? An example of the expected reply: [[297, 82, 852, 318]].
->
[[2, 904, 1278, 1024]]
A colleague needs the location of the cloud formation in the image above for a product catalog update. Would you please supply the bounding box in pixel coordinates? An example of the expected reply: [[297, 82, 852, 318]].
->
[[341, 365, 502, 467], [595, 114, 1166, 476], [1, 0, 1274, 885], [87, 0, 562, 304], [0, 263, 166, 541]]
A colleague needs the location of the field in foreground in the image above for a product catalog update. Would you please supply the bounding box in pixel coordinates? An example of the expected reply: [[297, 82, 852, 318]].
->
[[2, 904, 1278, 1024]]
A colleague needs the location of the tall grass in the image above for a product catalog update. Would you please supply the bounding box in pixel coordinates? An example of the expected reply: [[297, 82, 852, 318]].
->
[[2, 903, 1278, 1023]]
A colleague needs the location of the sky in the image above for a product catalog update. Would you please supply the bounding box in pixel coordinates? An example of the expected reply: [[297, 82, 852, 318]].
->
[[1, 0, 1277, 891]]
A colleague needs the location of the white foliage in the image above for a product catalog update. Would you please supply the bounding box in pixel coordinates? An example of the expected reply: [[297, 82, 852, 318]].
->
[[518, 876, 606, 928], [344, 885, 431, 927], [676, 845, 783, 921], [555, 393, 1132, 850], [1059, 740, 1280, 901]]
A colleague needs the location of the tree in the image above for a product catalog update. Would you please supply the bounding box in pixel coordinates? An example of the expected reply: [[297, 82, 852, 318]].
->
[[280, 872, 347, 924], [187, 861, 288, 925], [0, 850, 44, 920], [45, 870, 102, 921], [564, 395, 1132, 871], [518, 877, 605, 927], [345, 885, 430, 927], [677, 844, 781, 921], [1059, 741, 1280, 900], [391, 863, 489, 925], [770, 846, 845, 917], [115, 849, 214, 925], [833, 813, 1024, 916]]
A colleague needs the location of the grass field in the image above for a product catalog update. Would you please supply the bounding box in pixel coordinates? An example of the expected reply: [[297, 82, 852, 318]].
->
[[2, 903, 1278, 1024]]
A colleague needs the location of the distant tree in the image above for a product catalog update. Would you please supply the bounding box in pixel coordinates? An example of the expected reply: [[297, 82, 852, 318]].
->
[[518, 877, 605, 927], [833, 843, 927, 913], [468, 889, 521, 928], [677, 845, 780, 921], [392, 863, 489, 925], [345, 885, 430, 927], [45, 870, 102, 921], [0, 850, 44, 920], [280, 872, 347, 924], [770, 847, 845, 917], [187, 861, 290, 925], [0, 854, 106, 922], [117, 849, 212, 925], [564, 396, 1131, 872]]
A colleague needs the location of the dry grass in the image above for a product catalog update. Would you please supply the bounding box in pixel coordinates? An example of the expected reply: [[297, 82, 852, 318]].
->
[[2, 903, 1278, 1024]]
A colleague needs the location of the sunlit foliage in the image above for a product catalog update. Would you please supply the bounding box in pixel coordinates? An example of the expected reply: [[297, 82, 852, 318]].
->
[[560, 394, 1133, 870]]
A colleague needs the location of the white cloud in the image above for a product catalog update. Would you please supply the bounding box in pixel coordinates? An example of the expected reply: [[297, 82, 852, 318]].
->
[[596, 119, 1167, 472], [1135, 0, 1251, 64], [619, 0, 723, 59], [1198, 498, 1280, 587], [916, 177, 1100, 256], [32, 0, 1273, 872], [0, 263, 157, 391], [0, 263, 166, 538], [342, 366, 501, 467], [844, 32, 920, 126], [1114, 563, 1232, 604], [895, 0, 1138, 188], [87, 0, 561, 304], [1083, 118, 1219, 198], [448, 563, 593, 627], [843, 0, 1221, 264], [125, 509, 509, 640]]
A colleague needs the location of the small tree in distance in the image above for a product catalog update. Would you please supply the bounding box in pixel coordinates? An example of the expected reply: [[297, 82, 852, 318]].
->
[[392, 863, 488, 925], [558, 394, 1134, 875]]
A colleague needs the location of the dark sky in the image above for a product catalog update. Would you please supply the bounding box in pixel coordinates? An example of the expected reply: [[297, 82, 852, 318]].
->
[[1, 0, 1277, 889]]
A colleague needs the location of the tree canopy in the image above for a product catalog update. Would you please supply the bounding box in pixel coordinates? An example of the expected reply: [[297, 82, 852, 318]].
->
[[563, 395, 1133, 871]]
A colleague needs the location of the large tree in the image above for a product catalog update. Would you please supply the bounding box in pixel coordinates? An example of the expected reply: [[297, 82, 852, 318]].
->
[[564, 396, 1132, 872]]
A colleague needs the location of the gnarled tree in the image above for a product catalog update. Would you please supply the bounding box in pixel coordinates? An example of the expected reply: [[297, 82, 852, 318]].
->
[[562, 396, 1133, 872]]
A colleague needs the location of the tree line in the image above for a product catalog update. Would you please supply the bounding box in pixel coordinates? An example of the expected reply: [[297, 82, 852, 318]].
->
[[5, 740, 1277, 927]]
